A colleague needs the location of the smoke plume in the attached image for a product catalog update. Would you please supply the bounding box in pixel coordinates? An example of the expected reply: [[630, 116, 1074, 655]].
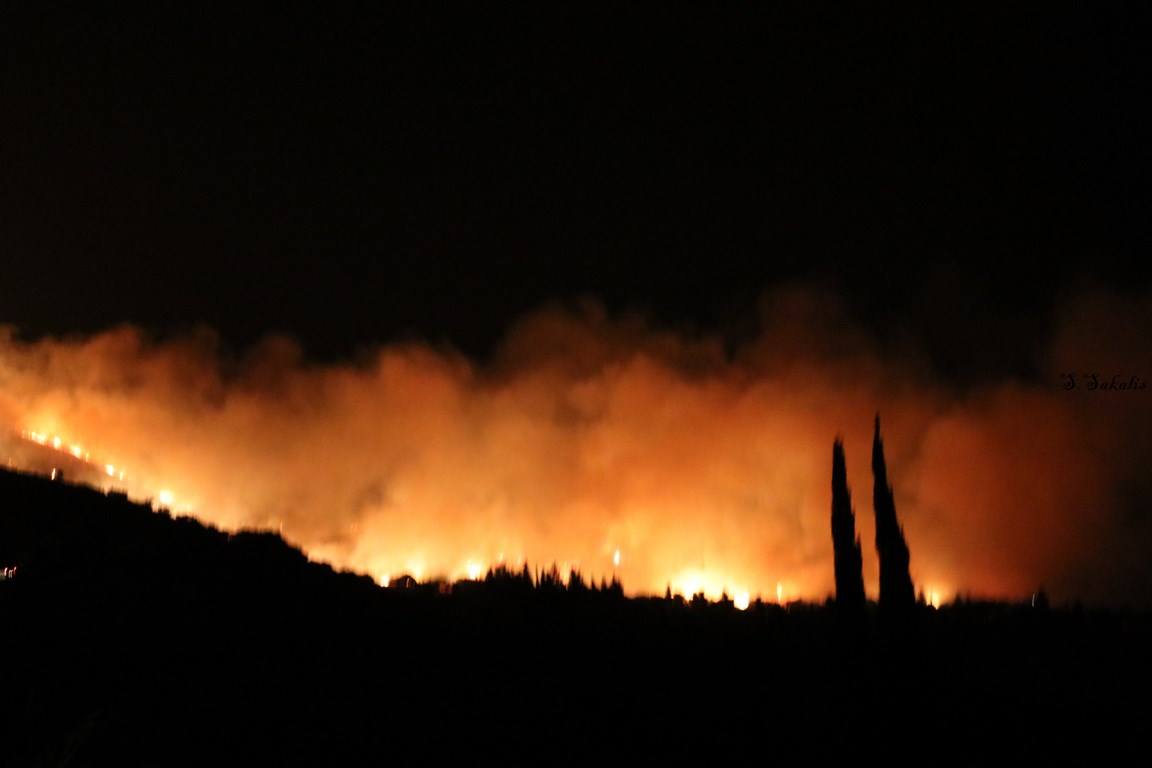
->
[[1, 286, 1149, 606]]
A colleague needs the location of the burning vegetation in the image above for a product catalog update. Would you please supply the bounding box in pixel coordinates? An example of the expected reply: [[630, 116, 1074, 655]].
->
[[1, 288, 1151, 607]]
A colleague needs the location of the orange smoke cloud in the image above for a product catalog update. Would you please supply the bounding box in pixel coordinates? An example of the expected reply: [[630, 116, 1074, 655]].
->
[[1, 287, 1149, 606]]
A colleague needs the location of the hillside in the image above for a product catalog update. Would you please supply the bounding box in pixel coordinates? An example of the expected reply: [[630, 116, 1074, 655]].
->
[[1, 468, 1148, 765]]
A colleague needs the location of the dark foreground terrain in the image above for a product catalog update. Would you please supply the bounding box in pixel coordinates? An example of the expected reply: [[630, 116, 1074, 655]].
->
[[1, 468, 1148, 765]]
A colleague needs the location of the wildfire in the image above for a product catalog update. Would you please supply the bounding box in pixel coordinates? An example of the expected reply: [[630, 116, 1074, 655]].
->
[[21, 429, 114, 479], [14, 427, 193, 514], [668, 568, 754, 604], [9, 421, 788, 602], [3, 288, 1149, 609], [922, 586, 952, 608], [1, 419, 998, 609]]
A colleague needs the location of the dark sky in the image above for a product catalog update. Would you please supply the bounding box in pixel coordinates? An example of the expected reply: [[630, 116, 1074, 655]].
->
[[3, 4, 1149, 377]]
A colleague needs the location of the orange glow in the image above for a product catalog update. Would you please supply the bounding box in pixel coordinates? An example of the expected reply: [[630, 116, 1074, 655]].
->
[[1, 289, 1149, 605], [671, 569, 736, 601]]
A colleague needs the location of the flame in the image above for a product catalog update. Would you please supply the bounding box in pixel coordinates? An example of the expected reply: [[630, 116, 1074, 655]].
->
[[671, 568, 741, 601], [11, 413, 805, 603], [0, 421, 995, 605], [3, 289, 1150, 606]]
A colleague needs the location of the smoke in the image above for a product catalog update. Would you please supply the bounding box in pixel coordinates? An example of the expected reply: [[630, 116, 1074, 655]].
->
[[1, 286, 1149, 606]]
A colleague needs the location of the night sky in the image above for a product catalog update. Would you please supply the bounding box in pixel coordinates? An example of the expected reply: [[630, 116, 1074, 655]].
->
[[3, 4, 1148, 375]]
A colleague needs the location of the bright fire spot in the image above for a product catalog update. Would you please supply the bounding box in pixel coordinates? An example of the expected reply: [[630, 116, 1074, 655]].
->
[[378, 574, 390, 588], [105, 464, 116, 477], [612, 548, 621, 567], [50, 468, 57, 481], [70, 445, 83, 458], [51, 436, 62, 449], [928, 589, 940, 609], [672, 569, 730, 601], [734, 591, 751, 610], [157, 489, 175, 507], [776, 582, 784, 604], [466, 561, 484, 580]]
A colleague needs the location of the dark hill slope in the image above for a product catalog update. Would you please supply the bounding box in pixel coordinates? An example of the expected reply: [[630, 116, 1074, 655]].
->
[[1, 468, 1149, 765]]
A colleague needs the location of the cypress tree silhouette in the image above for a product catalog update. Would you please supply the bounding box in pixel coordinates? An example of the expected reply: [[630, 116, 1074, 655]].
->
[[830, 438, 866, 610], [872, 415, 915, 612]]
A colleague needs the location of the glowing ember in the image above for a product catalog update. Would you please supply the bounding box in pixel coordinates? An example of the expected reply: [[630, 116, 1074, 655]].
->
[[776, 582, 784, 604], [612, 548, 621, 568], [733, 591, 751, 610]]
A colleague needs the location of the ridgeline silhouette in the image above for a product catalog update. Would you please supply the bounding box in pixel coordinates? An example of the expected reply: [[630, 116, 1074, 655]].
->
[[830, 438, 866, 611]]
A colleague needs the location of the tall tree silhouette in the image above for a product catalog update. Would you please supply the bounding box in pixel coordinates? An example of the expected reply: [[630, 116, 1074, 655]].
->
[[831, 438, 866, 610], [872, 415, 915, 612]]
